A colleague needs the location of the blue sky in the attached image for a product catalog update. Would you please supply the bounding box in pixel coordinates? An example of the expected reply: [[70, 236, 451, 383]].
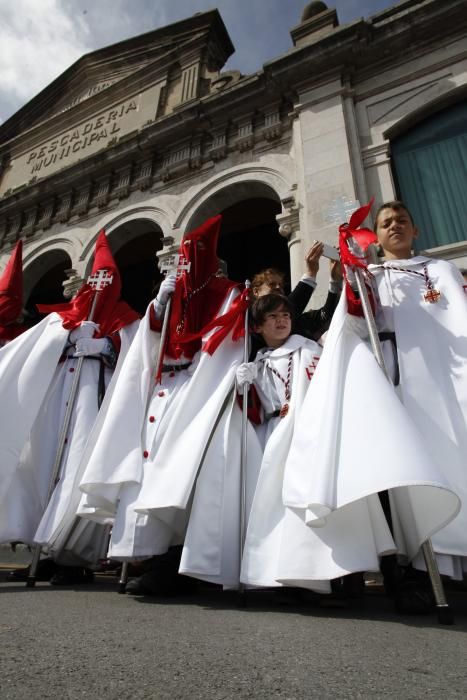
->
[[0, 0, 397, 123]]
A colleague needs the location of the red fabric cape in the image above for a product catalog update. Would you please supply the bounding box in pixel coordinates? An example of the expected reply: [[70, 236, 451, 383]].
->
[[0, 240, 25, 340], [37, 230, 140, 336]]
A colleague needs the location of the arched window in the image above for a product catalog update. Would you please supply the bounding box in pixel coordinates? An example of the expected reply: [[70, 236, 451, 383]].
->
[[391, 101, 467, 251]]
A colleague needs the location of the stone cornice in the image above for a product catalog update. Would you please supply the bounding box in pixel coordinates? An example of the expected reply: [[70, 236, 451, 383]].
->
[[0, 9, 233, 145], [264, 0, 467, 92], [0, 75, 293, 252]]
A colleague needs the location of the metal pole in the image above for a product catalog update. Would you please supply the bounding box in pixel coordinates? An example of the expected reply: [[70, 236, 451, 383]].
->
[[352, 263, 453, 625], [27, 291, 101, 587], [118, 562, 129, 594], [238, 281, 251, 597], [154, 296, 172, 386]]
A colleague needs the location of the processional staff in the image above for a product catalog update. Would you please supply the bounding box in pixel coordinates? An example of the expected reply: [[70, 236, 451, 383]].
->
[[27, 268, 114, 588], [340, 204, 453, 625], [238, 280, 251, 598]]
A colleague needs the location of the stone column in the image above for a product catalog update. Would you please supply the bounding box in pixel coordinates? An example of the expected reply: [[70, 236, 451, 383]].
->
[[276, 196, 302, 287], [295, 78, 360, 305]]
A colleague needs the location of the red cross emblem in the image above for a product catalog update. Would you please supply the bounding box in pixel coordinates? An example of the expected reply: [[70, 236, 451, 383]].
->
[[305, 355, 320, 381]]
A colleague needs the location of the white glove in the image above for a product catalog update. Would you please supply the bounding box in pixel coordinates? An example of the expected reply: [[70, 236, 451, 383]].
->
[[156, 274, 177, 306], [73, 337, 110, 357], [69, 321, 100, 343], [236, 362, 258, 394]]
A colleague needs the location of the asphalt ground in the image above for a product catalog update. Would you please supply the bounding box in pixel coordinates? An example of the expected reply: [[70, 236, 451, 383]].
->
[[1, 567, 467, 700]]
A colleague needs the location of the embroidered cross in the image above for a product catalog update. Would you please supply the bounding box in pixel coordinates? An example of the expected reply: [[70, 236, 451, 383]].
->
[[305, 355, 320, 381], [424, 288, 441, 304], [87, 269, 114, 291], [160, 254, 191, 278]]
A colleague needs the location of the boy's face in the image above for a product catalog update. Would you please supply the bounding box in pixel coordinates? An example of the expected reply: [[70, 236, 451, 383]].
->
[[376, 207, 418, 260], [255, 304, 292, 348], [253, 275, 284, 297]]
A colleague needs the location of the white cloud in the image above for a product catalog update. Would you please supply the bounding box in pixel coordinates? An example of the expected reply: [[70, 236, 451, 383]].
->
[[0, 0, 396, 123], [0, 0, 92, 121]]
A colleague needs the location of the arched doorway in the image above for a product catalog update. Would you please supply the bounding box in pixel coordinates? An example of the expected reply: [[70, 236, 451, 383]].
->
[[187, 182, 288, 288], [24, 249, 72, 324], [108, 219, 163, 315]]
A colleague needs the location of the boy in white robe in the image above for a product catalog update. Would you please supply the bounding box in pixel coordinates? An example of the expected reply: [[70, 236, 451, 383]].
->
[[236, 295, 398, 595], [354, 202, 467, 591], [291, 200, 465, 612]]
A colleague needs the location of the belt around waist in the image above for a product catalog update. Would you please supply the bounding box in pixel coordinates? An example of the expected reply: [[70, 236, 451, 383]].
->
[[265, 409, 281, 420], [58, 354, 102, 363], [162, 363, 191, 372]]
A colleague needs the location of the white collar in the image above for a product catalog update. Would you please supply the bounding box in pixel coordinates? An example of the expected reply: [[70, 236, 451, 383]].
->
[[256, 334, 307, 361], [370, 255, 430, 272]]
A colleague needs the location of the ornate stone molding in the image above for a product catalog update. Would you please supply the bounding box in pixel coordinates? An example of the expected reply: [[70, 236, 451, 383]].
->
[[181, 64, 200, 103], [95, 176, 111, 209], [276, 192, 300, 241], [72, 184, 91, 217], [208, 128, 228, 161], [0, 219, 7, 246], [262, 107, 283, 141], [63, 268, 84, 299], [37, 200, 55, 230], [361, 141, 391, 168], [235, 118, 254, 152], [5, 212, 22, 244], [56, 191, 73, 223], [22, 207, 38, 237], [134, 159, 153, 190], [114, 166, 132, 199]]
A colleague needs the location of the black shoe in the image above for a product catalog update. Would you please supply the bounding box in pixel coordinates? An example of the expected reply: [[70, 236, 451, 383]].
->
[[126, 569, 198, 596], [49, 567, 94, 586], [7, 558, 57, 582], [394, 579, 434, 614], [125, 576, 149, 596], [129, 570, 198, 596]]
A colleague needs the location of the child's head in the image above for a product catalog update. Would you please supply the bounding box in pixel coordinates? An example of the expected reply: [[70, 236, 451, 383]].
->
[[251, 268, 285, 297], [374, 201, 418, 260], [251, 294, 293, 348]]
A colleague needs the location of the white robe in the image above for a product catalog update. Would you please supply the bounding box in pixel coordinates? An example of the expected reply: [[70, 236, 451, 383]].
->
[[370, 257, 467, 578], [178, 391, 263, 589], [284, 260, 461, 577], [0, 313, 138, 564], [79, 288, 243, 561], [240, 335, 397, 593]]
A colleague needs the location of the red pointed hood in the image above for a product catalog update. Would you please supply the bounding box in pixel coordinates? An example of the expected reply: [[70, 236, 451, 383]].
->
[[0, 240, 23, 324], [0, 241, 27, 341], [37, 230, 140, 335], [165, 215, 238, 359]]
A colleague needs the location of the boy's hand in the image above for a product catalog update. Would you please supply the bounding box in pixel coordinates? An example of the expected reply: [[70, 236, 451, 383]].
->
[[69, 321, 100, 343], [330, 258, 343, 282], [156, 274, 177, 306], [236, 362, 258, 393], [305, 242, 324, 278], [73, 337, 109, 357]]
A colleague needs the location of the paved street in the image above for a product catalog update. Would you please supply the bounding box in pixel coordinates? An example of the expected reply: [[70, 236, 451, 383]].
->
[[1, 567, 467, 700]]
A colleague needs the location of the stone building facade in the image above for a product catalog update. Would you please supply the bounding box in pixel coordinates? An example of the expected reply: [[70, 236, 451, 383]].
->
[[1, 0, 466, 315]]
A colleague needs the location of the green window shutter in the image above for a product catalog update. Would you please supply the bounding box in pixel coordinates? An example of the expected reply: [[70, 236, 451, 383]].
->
[[392, 102, 467, 251]]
